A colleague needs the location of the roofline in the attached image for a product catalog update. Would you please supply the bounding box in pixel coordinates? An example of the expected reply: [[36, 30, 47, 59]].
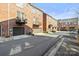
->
[[46, 14, 57, 21], [58, 17, 78, 21], [28, 3, 57, 21], [28, 3, 44, 13]]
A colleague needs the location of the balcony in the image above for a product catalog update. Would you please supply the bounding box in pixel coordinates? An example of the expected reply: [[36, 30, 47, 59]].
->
[[33, 21, 40, 26], [16, 17, 27, 25]]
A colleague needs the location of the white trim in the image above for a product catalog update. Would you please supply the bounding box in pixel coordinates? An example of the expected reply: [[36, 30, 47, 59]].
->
[[16, 3, 25, 8], [0, 17, 17, 22]]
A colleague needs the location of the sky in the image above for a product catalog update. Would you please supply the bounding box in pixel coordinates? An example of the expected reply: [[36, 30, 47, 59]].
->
[[33, 3, 79, 20]]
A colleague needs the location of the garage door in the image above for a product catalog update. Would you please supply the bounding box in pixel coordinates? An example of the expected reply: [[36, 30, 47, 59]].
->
[[13, 27, 24, 36]]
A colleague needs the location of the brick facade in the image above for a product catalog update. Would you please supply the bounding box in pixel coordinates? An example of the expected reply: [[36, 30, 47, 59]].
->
[[0, 3, 57, 37], [58, 18, 78, 31], [47, 15, 57, 32]]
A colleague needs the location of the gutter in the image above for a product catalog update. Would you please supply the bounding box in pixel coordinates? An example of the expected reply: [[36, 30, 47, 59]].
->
[[44, 35, 63, 56]]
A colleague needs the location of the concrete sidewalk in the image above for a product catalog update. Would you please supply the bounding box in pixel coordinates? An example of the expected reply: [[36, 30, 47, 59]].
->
[[34, 33, 59, 38], [12, 35, 31, 40], [0, 33, 59, 43], [0, 35, 31, 43]]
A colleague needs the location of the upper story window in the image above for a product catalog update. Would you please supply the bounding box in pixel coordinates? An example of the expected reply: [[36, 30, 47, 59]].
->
[[17, 11, 26, 20], [32, 8, 36, 14], [22, 13, 26, 20], [67, 22, 70, 25], [33, 18, 36, 23], [33, 18, 38, 23], [31, 6, 42, 16], [17, 11, 21, 19], [33, 17, 40, 25], [16, 3, 25, 8], [74, 22, 77, 25]]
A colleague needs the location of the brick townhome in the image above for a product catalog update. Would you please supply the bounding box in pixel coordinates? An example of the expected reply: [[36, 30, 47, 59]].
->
[[46, 15, 57, 32], [57, 18, 78, 31], [0, 3, 57, 37]]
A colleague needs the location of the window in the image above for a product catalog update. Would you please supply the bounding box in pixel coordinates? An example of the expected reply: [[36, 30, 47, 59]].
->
[[33, 18, 36, 23], [17, 11, 21, 19], [21, 12, 26, 20], [16, 3, 25, 8], [74, 22, 77, 25], [55, 27, 56, 29], [17, 11, 26, 20], [48, 25, 52, 28], [33, 17, 40, 25], [33, 18, 37, 23], [52, 27, 54, 29], [32, 8, 36, 13]]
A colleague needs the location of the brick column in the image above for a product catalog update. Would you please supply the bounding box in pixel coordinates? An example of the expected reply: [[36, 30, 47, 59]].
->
[[43, 13, 47, 32]]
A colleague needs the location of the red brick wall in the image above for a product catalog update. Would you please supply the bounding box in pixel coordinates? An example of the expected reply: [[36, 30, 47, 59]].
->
[[0, 3, 8, 22], [9, 19, 33, 36], [1, 20, 8, 36], [43, 13, 47, 32]]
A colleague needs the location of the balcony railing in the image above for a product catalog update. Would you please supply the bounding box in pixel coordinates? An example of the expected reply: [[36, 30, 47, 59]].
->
[[33, 21, 40, 25], [16, 17, 27, 25]]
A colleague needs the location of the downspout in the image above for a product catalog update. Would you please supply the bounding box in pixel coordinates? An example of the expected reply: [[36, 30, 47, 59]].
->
[[8, 3, 10, 36]]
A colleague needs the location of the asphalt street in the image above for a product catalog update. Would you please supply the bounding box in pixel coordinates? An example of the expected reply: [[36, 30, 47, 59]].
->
[[0, 35, 58, 56], [0, 31, 78, 56]]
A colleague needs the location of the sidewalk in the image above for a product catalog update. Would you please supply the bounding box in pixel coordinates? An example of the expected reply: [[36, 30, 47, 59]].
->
[[0, 33, 59, 43], [12, 35, 31, 40], [0, 35, 31, 43], [34, 33, 59, 38]]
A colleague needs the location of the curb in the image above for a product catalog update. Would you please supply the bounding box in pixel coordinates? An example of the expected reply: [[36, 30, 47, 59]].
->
[[44, 35, 63, 56], [34, 33, 59, 38]]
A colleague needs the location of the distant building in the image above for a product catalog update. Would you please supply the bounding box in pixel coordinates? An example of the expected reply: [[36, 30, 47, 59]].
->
[[58, 17, 78, 31], [78, 18, 79, 30]]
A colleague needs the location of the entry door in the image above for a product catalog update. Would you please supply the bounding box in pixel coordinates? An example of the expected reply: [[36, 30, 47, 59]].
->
[[13, 27, 24, 36]]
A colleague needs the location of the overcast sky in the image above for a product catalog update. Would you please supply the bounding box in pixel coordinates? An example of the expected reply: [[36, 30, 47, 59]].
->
[[33, 3, 79, 20]]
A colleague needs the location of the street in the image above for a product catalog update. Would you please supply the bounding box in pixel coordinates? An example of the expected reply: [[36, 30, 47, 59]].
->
[[0, 31, 78, 56], [0, 35, 59, 56]]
